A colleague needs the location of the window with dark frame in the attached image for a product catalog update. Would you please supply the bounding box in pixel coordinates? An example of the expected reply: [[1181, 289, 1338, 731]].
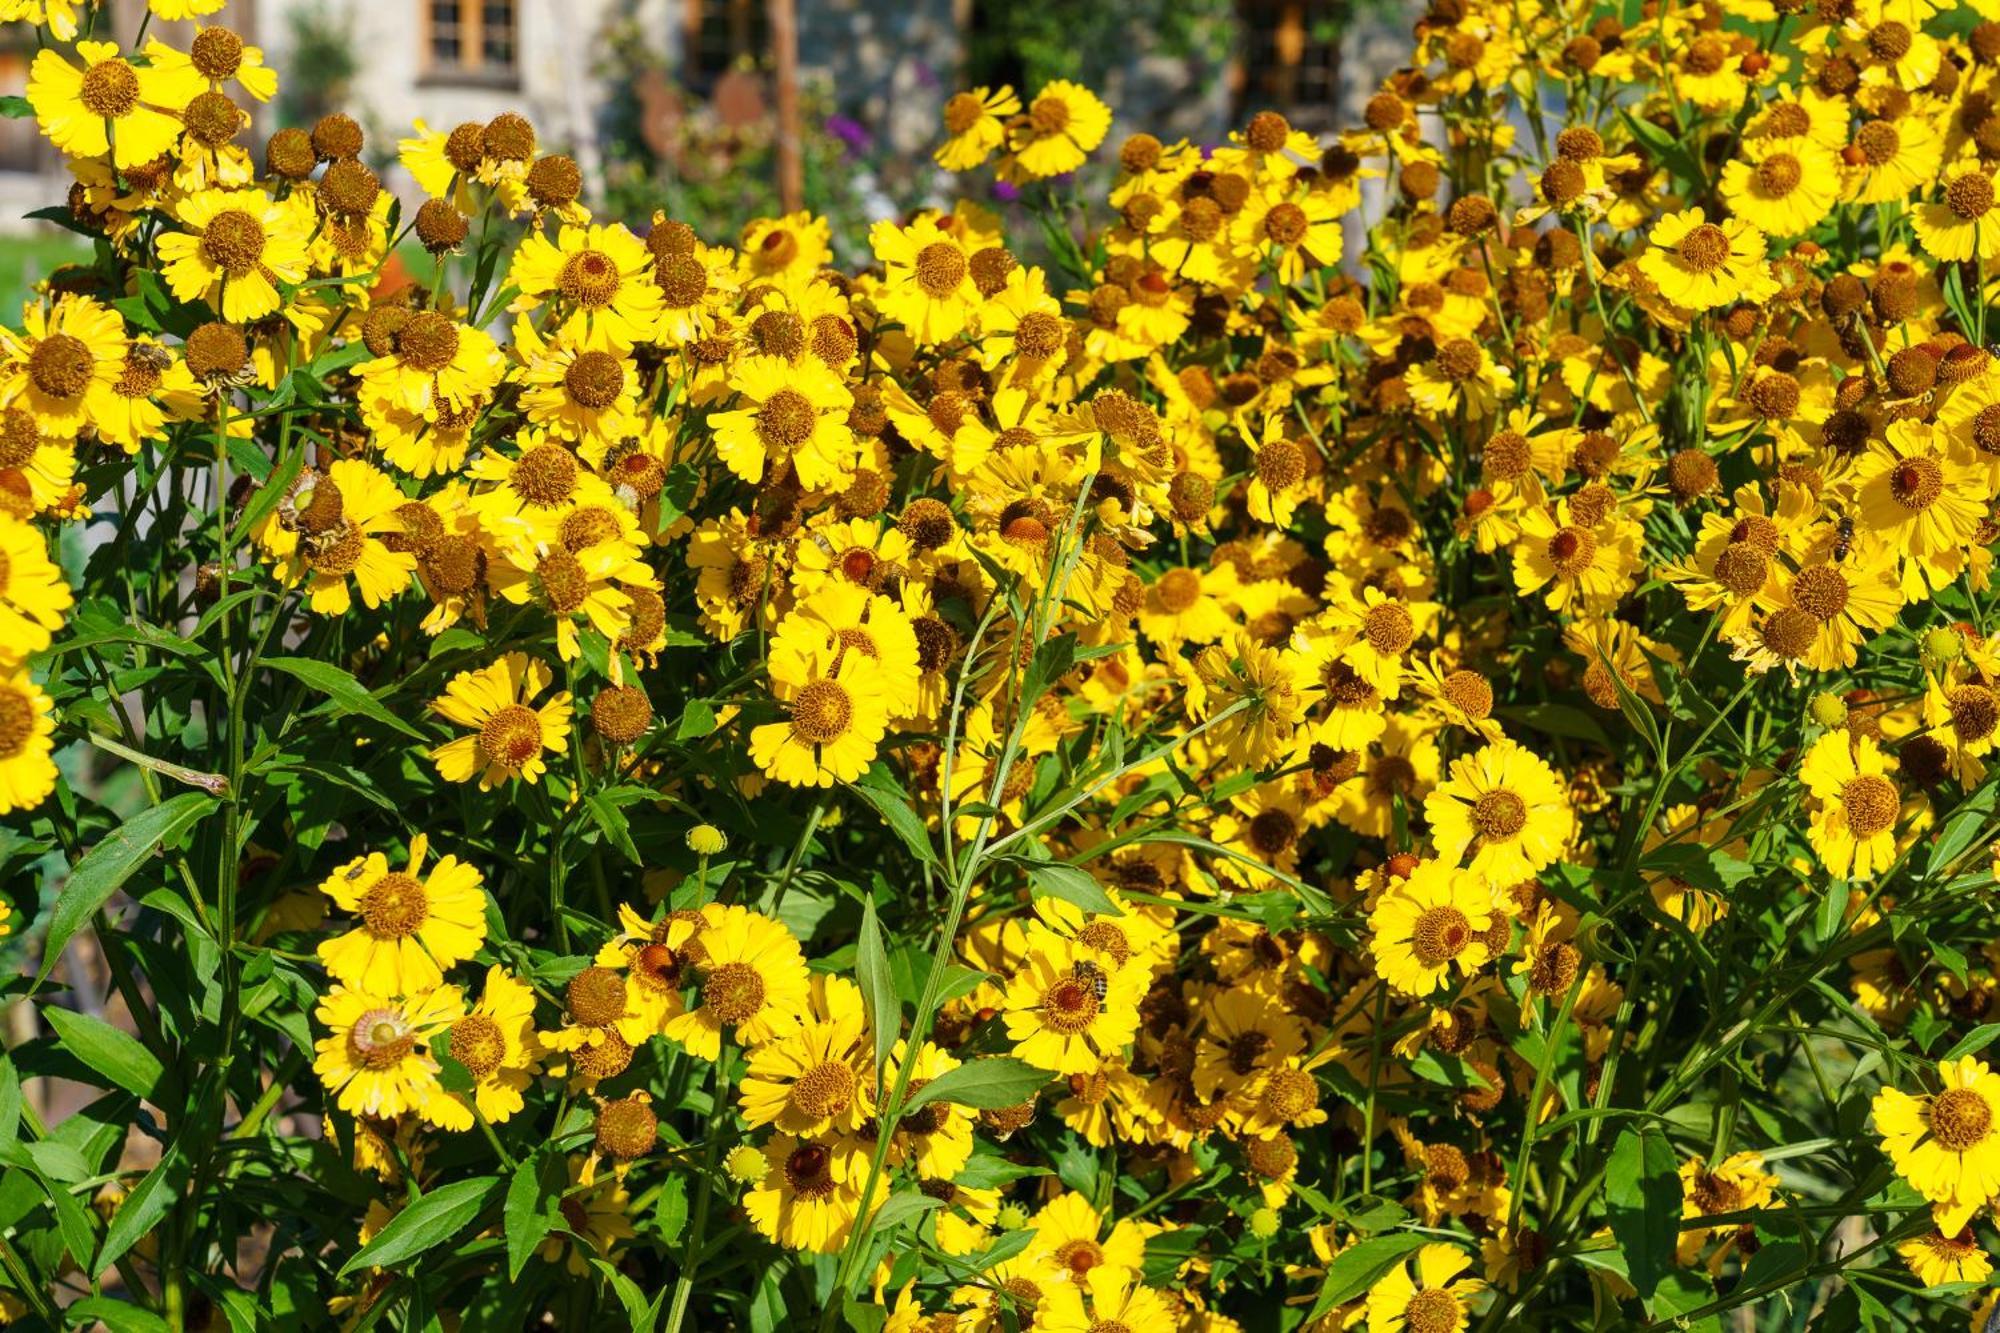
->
[[1235, 0, 1345, 133], [684, 0, 770, 92], [424, 0, 519, 84]]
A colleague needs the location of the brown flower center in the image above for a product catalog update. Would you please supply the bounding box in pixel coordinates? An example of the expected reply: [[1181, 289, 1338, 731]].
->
[[1040, 976, 1102, 1033], [200, 209, 267, 279], [1472, 789, 1528, 840], [348, 1009, 416, 1070], [1930, 1087, 1994, 1151], [1792, 565, 1849, 621], [790, 679, 854, 744], [511, 443, 579, 506], [701, 961, 767, 1025], [449, 1013, 505, 1079], [477, 703, 544, 768], [359, 871, 428, 939], [1889, 456, 1945, 509], [80, 58, 140, 118], [756, 388, 817, 450], [1841, 773, 1899, 838], [1676, 223, 1731, 273], [563, 349, 625, 410], [1949, 173, 1997, 221], [395, 312, 460, 373], [1403, 1287, 1460, 1333], [0, 685, 34, 759], [1755, 153, 1802, 196], [558, 249, 621, 308], [791, 1061, 858, 1121], [913, 242, 968, 297], [1411, 905, 1473, 967], [1547, 525, 1598, 576], [27, 334, 94, 401]]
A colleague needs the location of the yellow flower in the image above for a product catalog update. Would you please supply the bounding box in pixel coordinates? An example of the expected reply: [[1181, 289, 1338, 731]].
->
[[1423, 740, 1573, 886], [27, 39, 201, 168], [0, 667, 57, 816], [427, 966, 542, 1130], [1368, 858, 1494, 997], [1511, 500, 1641, 614], [261, 458, 416, 615], [1, 294, 128, 439], [0, 511, 74, 658], [738, 210, 833, 291], [1026, 1191, 1147, 1287], [0, 1, 82, 41], [1364, 1242, 1485, 1333], [311, 984, 463, 1122], [1003, 81, 1112, 180], [660, 903, 810, 1059], [1896, 1227, 1993, 1288], [1635, 208, 1774, 311], [1874, 1057, 2000, 1232], [745, 1134, 869, 1254], [749, 632, 891, 788], [739, 1004, 875, 1137], [429, 653, 574, 790], [316, 834, 489, 996], [536, 1158, 635, 1276], [1799, 730, 1900, 880], [870, 216, 982, 347], [936, 86, 1020, 171], [507, 222, 664, 349], [1676, 1152, 1777, 1264], [1719, 136, 1840, 237], [1001, 925, 1145, 1075], [1852, 423, 1987, 596], [157, 188, 314, 323], [1913, 166, 2000, 263], [710, 353, 856, 489]]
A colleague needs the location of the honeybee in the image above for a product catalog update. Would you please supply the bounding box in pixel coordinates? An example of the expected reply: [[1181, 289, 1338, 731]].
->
[[126, 341, 175, 373], [1070, 959, 1109, 1002], [1832, 514, 1855, 563]]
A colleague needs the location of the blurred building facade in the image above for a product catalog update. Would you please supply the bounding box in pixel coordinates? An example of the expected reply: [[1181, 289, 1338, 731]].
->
[[0, 0, 1409, 231]]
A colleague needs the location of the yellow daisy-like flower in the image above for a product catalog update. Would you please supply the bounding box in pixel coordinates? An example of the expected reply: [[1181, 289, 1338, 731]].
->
[[1676, 1152, 1778, 1264], [1634, 208, 1775, 311], [1852, 424, 1987, 596], [710, 353, 856, 490], [355, 309, 504, 432], [1367, 858, 1494, 997], [1913, 166, 2000, 264], [94, 337, 204, 455], [744, 1134, 869, 1254], [1896, 1227, 1993, 1288], [0, 1, 81, 42], [870, 216, 982, 347], [27, 39, 201, 168], [1004, 80, 1113, 181], [507, 222, 664, 349], [1719, 136, 1840, 238], [1423, 739, 1573, 886], [262, 458, 416, 616], [738, 210, 833, 291], [311, 984, 463, 1121], [315, 834, 489, 996], [1026, 1191, 1147, 1287], [0, 511, 75, 658], [660, 903, 810, 1060], [738, 1004, 876, 1137], [427, 966, 542, 1131], [1511, 501, 1641, 615], [1874, 1057, 2000, 1232], [1364, 1242, 1485, 1333], [516, 320, 641, 449], [749, 636, 891, 789], [1798, 730, 1901, 880], [428, 652, 574, 790], [0, 294, 128, 440], [1001, 926, 1145, 1075], [157, 189, 313, 323], [0, 667, 58, 816], [936, 85, 1021, 171]]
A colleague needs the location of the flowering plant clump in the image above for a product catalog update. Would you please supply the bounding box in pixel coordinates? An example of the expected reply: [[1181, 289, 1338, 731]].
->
[[12, 0, 2000, 1328]]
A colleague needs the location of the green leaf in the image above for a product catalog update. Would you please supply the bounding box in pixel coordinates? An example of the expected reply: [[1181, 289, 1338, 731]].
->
[[1017, 858, 1121, 916], [1944, 1023, 2000, 1061], [901, 1056, 1046, 1113], [41, 1007, 162, 1099], [39, 792, 217, 986], [868, 1189, 943, 1235], [851, 765, 939, 867], [0, 96, 31, 119], [262, 657, 427, 740], [856, 897, 900, 1071], [1606, 1124, 1680, 1307], [338, 1175, 502, 1276], [64, 1298, 171, 1333], [96, 1145, 182, 1277], [843, 1296, 889, 1333], [505, 1149, 564, 1280], [1305, 1232, 1429, 1319], [584, 793, 642, 864]]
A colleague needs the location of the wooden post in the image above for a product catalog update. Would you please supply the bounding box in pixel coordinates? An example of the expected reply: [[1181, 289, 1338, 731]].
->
[[770, 0, 804, 213]]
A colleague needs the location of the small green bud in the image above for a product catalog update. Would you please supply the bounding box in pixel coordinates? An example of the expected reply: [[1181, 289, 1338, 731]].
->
[[686, 823, 728, 855], [1248, 1206, 1282, 1239], [1809, 691, 1848, 729], [724, 1144, 767, 1185], [994, 1202, 1032, 1231], [1922, 626, 1965, 671]]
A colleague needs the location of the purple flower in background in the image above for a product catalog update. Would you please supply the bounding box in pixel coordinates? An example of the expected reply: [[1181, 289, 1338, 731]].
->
[[826, 115, 872, 159], [912, 60, 939, 90], [991, 179, 1022, 202]]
